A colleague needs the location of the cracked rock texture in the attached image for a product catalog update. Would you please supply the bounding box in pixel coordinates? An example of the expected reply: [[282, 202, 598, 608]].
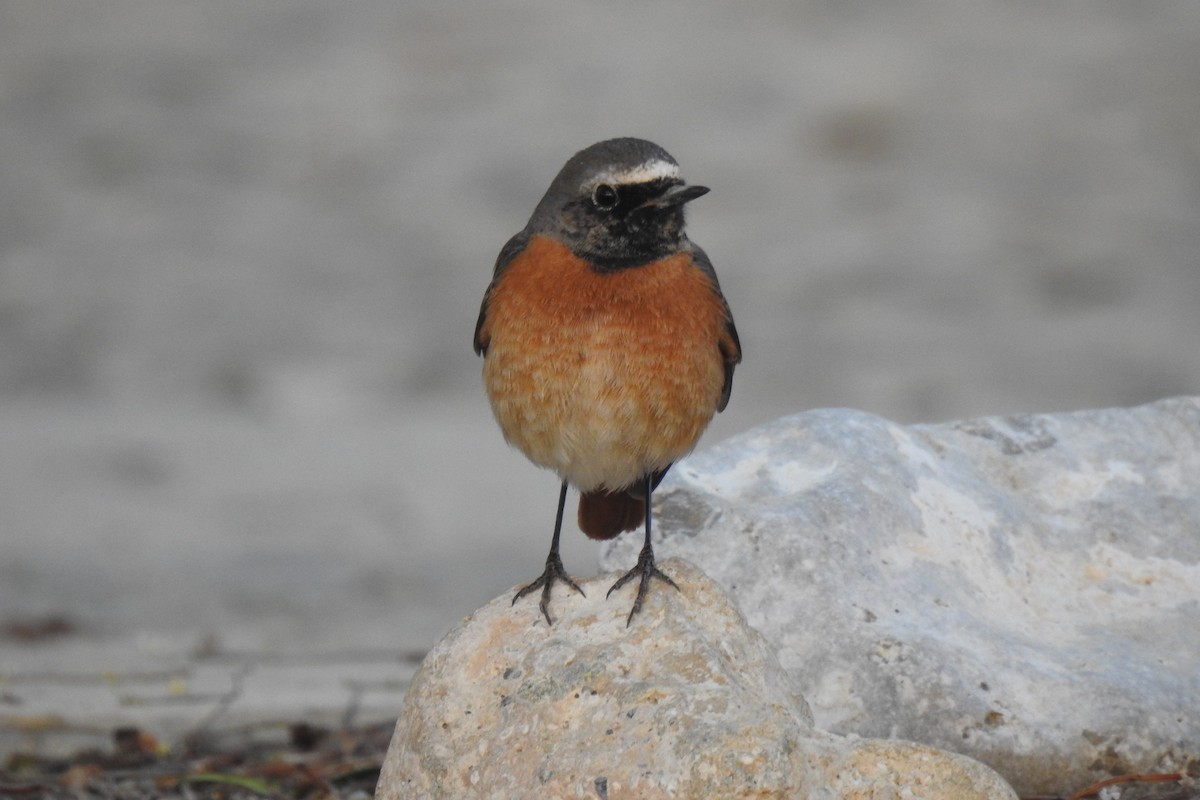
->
[[377, 560, 1016, 799], [602, 397, 1200, 796]]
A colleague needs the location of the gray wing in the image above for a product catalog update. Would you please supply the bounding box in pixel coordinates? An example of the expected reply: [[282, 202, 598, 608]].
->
[[473, 229, 531, 356], [689, 244, 741, 412]]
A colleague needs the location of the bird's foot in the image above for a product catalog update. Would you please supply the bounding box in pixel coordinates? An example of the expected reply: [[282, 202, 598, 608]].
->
[[512, 552, 585, 625], [606, 545, 679, 626]]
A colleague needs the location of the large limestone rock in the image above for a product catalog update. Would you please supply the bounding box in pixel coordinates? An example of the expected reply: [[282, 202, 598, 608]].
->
[[378, 560, 1016, 800], [602, 397, 1200, 796]]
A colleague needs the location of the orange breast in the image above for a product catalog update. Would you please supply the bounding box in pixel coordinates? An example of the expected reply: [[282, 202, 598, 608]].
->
[[481, 235, 730, 492]]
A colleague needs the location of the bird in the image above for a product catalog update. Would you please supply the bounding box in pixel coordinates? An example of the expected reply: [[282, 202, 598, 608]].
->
[[473, 138, 741, 626]]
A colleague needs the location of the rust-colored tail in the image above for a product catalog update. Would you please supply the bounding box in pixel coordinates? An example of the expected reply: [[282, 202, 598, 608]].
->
[[578, 489, 645, 541]]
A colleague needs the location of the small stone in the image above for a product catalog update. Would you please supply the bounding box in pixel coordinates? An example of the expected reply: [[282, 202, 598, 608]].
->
[[376, 560, 1015, 799]]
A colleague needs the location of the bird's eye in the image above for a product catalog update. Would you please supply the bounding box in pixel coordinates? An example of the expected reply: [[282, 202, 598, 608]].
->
[[592, 184, 619, 211]]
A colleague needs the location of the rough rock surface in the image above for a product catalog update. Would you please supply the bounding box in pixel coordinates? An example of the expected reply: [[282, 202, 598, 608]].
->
[[377, 560, 1016, 800], [601, 397, 1200, 796]]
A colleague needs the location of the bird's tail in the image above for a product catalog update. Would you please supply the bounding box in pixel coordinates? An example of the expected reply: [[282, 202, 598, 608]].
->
[[577, 489, 645, 541]]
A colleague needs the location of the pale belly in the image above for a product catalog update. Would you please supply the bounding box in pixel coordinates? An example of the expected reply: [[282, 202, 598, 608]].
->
[[483, 322, 724, 491]]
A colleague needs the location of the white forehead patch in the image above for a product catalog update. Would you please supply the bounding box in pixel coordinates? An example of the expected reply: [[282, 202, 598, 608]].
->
[[586, 158, 680, 189]]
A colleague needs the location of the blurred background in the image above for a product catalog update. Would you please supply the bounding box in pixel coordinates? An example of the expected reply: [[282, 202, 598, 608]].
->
[[2, 2, 1198, 655]]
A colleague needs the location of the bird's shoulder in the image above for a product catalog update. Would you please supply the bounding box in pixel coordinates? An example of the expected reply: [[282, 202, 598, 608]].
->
[[473, 229, 533, 355]]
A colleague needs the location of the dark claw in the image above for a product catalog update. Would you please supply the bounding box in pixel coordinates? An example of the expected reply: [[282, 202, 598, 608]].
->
[[607, 545, 679, 626], [513, 552, 585, 625]]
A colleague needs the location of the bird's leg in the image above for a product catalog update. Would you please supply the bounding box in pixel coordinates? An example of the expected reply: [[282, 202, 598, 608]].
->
[[512, 480, 585, 625], [607, 474, 679, 625]]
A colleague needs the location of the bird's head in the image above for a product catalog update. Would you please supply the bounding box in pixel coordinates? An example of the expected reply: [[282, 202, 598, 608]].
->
[[528, 138, 709, 271]]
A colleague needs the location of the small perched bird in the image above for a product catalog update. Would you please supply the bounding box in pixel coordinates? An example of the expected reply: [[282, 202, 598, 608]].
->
[[473, 138, 741, 625]]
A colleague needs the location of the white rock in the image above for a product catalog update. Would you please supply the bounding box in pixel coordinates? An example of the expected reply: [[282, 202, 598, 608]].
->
[[377, 560, 1016, 800], [601, 397, 1200, 796]]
